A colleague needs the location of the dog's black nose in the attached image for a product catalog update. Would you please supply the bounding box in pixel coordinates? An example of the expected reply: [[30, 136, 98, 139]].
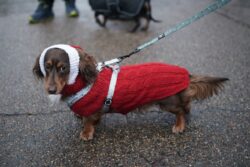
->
[[48, 90, 56, 94], [48, 87, 57, 94]]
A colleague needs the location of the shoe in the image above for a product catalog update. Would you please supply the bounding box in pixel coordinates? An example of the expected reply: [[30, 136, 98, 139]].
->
[[29, 1, 54, 24], [65, 0, 79, 17]]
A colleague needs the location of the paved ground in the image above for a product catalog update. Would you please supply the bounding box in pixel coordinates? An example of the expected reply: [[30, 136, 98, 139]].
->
[[0, 0, 249, 166]]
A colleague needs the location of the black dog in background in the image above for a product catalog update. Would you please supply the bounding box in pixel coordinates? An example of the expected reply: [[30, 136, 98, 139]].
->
[[89, 0, 161, 32]]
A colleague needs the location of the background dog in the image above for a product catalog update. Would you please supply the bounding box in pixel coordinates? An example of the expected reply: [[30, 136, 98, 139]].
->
[[33, 46, 228, 141], [90, 0, 161, 32]]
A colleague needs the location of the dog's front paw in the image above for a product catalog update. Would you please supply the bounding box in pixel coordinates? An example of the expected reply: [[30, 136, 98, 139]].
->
[[80, 130, 94, 141], [172, 125, 185, 134]]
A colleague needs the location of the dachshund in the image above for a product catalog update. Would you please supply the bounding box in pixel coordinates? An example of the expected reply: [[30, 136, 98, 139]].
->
[[93, 0, 161, 32], [33, 45, 228, 141]]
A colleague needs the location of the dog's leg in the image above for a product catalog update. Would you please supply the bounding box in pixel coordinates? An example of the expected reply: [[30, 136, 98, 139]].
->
[[159, 93, 190, 133], [80, 112, 102, 141], [141, 1, 150, 31], [172, 111, 185, 133], [80, 118, 95, 141], [162, 105, 186, 134], [171, 92, 192, 133], [184, 101, 191, 114], [130, 18, 140, 32], [95, 13, 107, 27], [102, 16, 107, 27], [141, 18, 150, 31], [171, 98, 191, 133]]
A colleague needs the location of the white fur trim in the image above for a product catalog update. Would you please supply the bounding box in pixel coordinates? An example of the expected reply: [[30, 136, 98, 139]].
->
[[39, 44, 80, 85], [48, 94, 62, 106]]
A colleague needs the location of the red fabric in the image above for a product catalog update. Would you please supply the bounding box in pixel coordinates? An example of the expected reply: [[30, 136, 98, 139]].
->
[[62, 63, 190, 117], [70, 45, 83, 51]]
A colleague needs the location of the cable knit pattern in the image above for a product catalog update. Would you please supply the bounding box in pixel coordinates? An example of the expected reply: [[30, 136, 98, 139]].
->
[[62, 63, 190, 117]]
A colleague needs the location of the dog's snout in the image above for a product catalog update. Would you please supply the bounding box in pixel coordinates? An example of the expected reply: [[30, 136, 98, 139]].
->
[[48, 86, 57, 94]]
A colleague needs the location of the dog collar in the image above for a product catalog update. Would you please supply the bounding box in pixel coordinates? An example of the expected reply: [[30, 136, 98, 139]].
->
[[39, 44, 80, 85]]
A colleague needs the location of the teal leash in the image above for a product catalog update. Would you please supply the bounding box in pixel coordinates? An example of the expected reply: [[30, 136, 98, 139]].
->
[[97, 0, 231, 69]]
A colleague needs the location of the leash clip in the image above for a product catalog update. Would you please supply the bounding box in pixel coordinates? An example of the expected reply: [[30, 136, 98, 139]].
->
[[96, 58, 122, 71], [104, 98, 112, 106]]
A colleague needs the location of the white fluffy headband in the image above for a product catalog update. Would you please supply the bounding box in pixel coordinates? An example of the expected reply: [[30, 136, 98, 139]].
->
[[39, 44, 80, 85]]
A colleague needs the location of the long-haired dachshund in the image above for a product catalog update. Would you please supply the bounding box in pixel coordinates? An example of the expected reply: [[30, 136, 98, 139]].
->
[[33, 44, 228, 141]]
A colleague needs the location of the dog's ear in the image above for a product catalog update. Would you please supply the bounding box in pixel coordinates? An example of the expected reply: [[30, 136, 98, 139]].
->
[[33, 55, 44, 80], [78, 49, 97, 84]]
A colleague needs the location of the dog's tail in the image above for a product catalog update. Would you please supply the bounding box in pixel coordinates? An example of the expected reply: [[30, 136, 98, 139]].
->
[[150, 15, 161, 23], [187, 75, 229, 100]]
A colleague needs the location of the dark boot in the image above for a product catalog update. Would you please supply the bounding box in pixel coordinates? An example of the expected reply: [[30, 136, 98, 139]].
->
[[29, 0, 54, 24], [65, 0, 79, 17]]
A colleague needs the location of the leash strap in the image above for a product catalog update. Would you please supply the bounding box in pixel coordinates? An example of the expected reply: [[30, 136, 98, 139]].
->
[[65, 83, 93, 107], [98, 0, 231, 68], [103, 64, 120, 112]]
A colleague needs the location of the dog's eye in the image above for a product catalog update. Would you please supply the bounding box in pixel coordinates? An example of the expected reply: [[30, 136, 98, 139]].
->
[[45, 64, 51, 71], [59, 66, 66, 73]]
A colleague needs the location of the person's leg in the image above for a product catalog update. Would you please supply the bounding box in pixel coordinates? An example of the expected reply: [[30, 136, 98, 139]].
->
[[29, 0, 54, 24], [64, 0, 79, 17]]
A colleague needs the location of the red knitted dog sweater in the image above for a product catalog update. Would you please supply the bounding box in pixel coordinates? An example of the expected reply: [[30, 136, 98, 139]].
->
[[62, 63, 190, 117]]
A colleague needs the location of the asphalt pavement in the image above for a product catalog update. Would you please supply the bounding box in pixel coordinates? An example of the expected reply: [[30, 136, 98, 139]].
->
[[0, 0, 249, 166]]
